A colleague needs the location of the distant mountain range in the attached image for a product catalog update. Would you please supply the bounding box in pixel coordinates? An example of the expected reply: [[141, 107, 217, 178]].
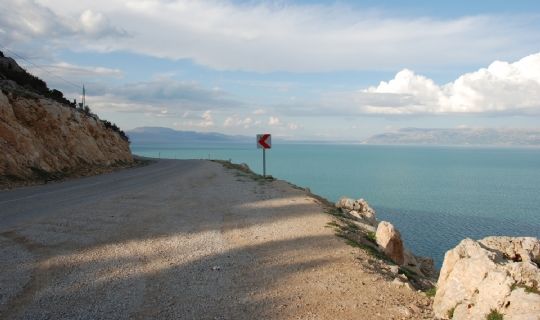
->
[[128, 126, 540, 147], [127, 127, 251, 144], [363, 128, 540, 147]]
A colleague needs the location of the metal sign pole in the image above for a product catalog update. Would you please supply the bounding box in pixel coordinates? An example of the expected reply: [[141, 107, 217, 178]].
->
[[263, 148, 266, 178], [257, 133, 271, 178]]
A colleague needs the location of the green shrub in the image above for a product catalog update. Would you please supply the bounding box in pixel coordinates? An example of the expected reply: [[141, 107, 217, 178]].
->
[[424, 287, 436, 297], [399, 266, 418, 279], [447, 307, 455, 319], [325, 221, 340, 228], [486, 309, 503, 320], [511, 283, 540, 294], [366, 231, 376, 243]]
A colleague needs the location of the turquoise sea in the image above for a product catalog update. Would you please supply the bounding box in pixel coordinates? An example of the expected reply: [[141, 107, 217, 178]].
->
[[131, 143, 540, 268]]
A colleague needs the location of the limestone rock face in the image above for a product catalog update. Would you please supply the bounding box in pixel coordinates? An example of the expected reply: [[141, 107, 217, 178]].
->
[[336, 197, 378, 226], [0, 88, 133, 181], [336, 197, 355, 211], [433, 237, 540, 320], [376, 221, 405, 265], [479, 236, 540, 265]]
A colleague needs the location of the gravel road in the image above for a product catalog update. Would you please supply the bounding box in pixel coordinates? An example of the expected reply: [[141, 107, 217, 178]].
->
[[0, 160, 431, 319]]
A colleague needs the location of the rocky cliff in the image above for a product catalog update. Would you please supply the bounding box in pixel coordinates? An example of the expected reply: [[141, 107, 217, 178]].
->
[[433, 236, 540, 319], [0, 53, 133, 185], [333, 196, 540, 319]]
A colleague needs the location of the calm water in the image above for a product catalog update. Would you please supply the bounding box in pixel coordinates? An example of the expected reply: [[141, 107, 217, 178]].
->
[[132, 143, 540, 268]]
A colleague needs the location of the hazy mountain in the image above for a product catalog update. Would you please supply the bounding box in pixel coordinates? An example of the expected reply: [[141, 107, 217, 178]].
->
[[363, 128, 540, 146], [127, 127, 251, 144]]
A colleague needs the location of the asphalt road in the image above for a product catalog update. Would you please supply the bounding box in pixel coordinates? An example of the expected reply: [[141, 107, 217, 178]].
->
[[0, 160, 197, 231]]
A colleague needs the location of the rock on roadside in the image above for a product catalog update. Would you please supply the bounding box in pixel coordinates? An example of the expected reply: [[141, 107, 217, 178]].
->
[[335, 197, 435, 281], [376, 221, 405, 265], [336, 197, 377, 226], [433, 236, 540, 319]]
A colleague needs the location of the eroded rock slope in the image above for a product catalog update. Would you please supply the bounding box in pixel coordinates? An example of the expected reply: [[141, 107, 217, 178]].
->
[[0, 53, 132, 183]]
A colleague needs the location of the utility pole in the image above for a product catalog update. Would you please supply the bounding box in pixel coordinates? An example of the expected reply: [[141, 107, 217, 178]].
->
[[78, 85, 86, 108]]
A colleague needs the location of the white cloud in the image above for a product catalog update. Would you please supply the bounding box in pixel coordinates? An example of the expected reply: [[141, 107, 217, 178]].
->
[[78, 9, 127, 38], [223, 117, 233, 126], [223, 116, 254, 128], [28, 62, 123, 79], [79, 77, 241, 120], [83, 78, 240, 111], [4, 0, 540, 72], [288, 123, 299, 130], [269, 117, 301, 131], [362, 52, 540, 114], [172, 110, 216, 129], [0, 0, 126, 46], [0, 0, 69, 45], [89, 96, 170, 116], [268, 116, 281, 126], [200, 110, 214, 127]]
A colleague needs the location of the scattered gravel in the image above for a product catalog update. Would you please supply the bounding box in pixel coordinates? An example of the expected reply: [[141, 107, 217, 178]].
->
[[0, 160, 433, 319]]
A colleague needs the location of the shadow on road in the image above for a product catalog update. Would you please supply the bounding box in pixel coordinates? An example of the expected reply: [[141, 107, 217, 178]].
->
[[0, 160, 343, 319]]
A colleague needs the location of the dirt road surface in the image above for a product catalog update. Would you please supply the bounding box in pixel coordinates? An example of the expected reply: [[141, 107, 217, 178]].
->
[[0, 160, 431, 319]]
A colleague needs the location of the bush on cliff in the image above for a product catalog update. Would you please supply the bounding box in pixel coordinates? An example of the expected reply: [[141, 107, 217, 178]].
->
[[101, 120, 129, 143], [0, 56, 75, 107]]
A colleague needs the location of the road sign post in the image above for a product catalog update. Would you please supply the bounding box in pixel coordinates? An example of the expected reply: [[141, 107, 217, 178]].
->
[[256, 134, 271, 177]]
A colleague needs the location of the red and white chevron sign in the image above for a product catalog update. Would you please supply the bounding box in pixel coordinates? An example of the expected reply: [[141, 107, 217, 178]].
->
[[257, 134, 271, 149]]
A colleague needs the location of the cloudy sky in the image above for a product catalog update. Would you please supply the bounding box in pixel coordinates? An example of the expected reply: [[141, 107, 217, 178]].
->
[[1, 0, 540, 140]]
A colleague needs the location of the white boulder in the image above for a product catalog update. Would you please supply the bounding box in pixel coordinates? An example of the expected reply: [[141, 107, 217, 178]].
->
[[433, 237, 540, 319], [336, 197, 378, 226], [336, 197, 355, 211], [376, 221, 405, 265]]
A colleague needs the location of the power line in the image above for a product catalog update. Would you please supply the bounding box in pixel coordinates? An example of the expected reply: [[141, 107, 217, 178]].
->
[[0, 44, 83, 91]]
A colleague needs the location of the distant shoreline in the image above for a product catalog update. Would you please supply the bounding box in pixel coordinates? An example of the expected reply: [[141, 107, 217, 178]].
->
[[131, 141, 540, 149]]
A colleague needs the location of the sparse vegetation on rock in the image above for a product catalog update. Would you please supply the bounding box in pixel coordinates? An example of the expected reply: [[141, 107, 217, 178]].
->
[[424, 287, 436, 297], [486, 309, 504, 320]]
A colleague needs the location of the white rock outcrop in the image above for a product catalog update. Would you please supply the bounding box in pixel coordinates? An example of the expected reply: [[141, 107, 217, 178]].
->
[[336, 197, 377, 226], [376, 221, 405, 265], [433, 237, 540, 320]]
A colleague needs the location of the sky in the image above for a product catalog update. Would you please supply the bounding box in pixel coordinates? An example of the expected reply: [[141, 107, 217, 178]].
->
[[1, 0, 540, 140]]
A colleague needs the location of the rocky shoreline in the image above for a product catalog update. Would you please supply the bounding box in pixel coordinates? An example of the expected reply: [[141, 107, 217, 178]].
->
[[330, 195, 540, 319], [331, 197, 437, 290]]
